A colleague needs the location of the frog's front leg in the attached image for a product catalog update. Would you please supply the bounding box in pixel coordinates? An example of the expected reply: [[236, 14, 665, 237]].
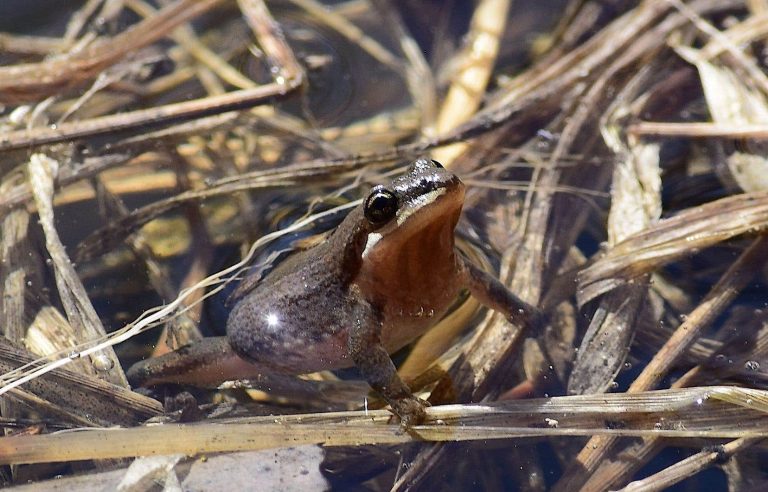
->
[[347, 299, 427, 426], [459, 257, 544, 330], [127, 336, 266, 388]]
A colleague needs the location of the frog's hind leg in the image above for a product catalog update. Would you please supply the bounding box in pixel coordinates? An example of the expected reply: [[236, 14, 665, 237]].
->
[[127, 337, 268, 388]]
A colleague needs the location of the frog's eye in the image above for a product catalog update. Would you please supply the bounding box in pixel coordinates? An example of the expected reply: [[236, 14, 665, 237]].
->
[[430, 159, 444, 169], [364, 187, 398, 225]]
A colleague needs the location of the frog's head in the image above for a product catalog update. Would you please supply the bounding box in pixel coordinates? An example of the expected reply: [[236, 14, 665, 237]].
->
[[361, 158, 465, 259]]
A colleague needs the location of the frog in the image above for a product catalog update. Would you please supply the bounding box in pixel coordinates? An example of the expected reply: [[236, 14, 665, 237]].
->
[[127, 158, 540, 425]]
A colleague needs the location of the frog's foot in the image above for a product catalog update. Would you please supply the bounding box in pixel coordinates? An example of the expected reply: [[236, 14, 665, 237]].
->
[[164, 391, 204, 422], [390, 395, 429, 428]]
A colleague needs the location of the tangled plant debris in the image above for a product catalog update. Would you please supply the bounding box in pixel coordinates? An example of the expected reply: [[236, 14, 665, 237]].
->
[[1, 0, 768, 490]]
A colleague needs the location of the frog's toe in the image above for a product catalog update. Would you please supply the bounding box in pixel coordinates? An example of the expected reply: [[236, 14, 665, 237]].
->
[[391, 395, 428, 428]]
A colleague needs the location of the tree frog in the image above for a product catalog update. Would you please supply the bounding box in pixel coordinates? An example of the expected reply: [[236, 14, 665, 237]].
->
[[128, 158, 539, 425]]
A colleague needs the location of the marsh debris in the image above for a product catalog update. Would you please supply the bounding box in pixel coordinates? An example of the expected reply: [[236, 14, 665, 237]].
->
[[2, 0, 768, 490]]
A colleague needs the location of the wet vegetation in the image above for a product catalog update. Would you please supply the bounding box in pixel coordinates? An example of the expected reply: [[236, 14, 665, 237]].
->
[[1, 0, 768, 490]]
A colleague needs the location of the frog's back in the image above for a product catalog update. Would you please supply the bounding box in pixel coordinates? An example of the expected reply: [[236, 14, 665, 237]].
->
[[226, 241, 358, 373]]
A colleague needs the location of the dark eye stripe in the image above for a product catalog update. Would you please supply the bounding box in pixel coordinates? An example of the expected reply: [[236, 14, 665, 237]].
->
[[396, 175, 445, 200]]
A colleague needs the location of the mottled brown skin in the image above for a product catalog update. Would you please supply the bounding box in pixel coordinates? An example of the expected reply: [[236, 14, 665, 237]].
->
[[128, 159, 539, 425]]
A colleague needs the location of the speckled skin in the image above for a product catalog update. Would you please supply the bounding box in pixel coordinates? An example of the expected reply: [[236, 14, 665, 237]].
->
[[127, 159, 540, 425], [226, 206, 375, 374]]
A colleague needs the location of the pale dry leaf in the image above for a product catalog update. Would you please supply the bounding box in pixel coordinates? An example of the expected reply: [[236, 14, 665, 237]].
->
[[608, 143, 662, 244], [678, 45, 768, 192], [117, 454, 184, 492]]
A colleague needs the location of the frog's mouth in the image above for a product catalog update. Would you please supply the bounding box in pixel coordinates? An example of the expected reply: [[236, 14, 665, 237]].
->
[[362, 182, 465, 258]]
